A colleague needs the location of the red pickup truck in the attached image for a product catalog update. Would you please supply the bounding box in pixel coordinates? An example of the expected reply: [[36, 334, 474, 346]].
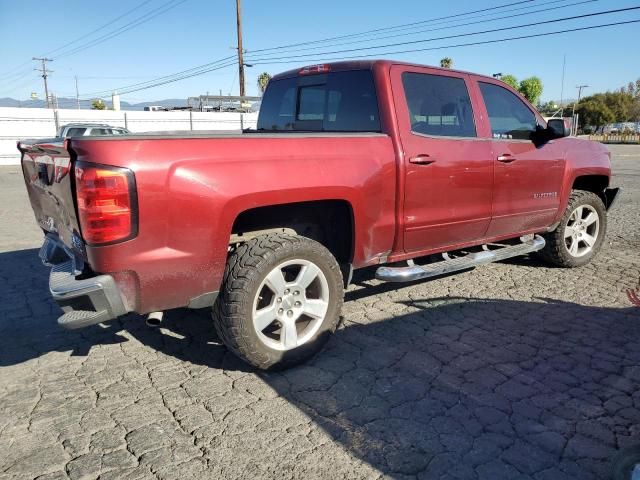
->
[[19, 60, 619, 369]]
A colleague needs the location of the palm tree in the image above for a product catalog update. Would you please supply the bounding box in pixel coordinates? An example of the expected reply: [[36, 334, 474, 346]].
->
[[439, 57, 453, 69], [257, 72, 272, 94]]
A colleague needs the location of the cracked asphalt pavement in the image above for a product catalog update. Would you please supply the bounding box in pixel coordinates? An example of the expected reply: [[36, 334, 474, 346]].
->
[[1, 145, 639, 480]]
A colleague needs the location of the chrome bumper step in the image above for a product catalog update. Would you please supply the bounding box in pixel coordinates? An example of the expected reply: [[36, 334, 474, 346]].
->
[[375, 235, 546, 283]]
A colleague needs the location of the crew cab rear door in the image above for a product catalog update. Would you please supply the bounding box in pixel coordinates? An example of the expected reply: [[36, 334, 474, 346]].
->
[[472, 77, 565, 237], [390, 65, 493, 254]]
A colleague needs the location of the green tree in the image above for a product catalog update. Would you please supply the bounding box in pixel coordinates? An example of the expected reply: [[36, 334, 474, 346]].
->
[[439, 57, 453, 69], [518, 76, 543, 105], [257, 72, 272, 94], [91, 99, 106, 110], [539, 100, 559, 116], [576, 98, 614, 133], [501, 74, 519, 89]]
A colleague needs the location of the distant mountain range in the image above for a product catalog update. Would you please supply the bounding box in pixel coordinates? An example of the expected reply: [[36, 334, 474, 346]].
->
[[0, 97, 188, 111]]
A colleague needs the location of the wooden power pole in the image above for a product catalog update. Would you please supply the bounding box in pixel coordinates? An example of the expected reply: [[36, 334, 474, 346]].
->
[[235, 0, 245, 100], [33, 57, 53, 108]]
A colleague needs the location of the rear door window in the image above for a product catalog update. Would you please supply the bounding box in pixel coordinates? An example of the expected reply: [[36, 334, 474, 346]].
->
[[401, 72, 476, 138], [258, 70, 380, 132]]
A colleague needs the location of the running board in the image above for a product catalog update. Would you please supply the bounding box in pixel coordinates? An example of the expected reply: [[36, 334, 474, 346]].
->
[[375, 235, 545, 283]]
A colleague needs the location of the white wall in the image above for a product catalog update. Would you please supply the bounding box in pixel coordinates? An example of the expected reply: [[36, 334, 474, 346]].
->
[[0, 107, 258, 165]]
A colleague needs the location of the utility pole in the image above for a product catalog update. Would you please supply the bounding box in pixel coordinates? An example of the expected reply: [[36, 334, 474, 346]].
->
[[571, 85, 589, 135], [75, 76, 80, 109], [33, 57, 53, 108], [575, 85, 589, 104], [235, 0, 245, 100], [559, 54, 566, 117]]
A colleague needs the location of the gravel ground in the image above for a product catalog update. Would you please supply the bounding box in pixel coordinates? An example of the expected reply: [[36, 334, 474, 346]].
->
[[0, 145, 639, 480]]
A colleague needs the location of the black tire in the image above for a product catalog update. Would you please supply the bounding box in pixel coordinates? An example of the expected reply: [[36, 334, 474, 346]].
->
[[213, 233, 344, 370], [539, 189, 607, 268], [611, 445, 640, 480]]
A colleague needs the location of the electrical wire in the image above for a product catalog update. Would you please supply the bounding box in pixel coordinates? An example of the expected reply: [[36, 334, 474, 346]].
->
[[84, 15, 640, 99], [249, 19, 640, 66], [247, 0, 598, 57], [54, 0, 189, 60], [248, 0, 538, 53], [44, 0, 156, 57], [245, 6, 640, 62], [73, 0, 584, 98]]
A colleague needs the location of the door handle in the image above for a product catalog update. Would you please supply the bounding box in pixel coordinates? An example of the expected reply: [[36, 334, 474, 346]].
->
[[409, 154, 436, 165], [496, 154, 516, 163]]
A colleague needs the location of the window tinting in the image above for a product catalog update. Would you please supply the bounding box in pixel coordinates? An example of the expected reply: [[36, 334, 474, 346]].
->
[[65, 127, 87, 137], [257, 70, 380, 132], [90, 128, 110, 136], [401, 72, 476, 138], [479, 82, 537, 140]]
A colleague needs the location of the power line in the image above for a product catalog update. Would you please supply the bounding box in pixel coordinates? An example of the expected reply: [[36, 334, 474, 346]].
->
[[71, 0, 562, 98], [67, 2, 638, 100], [249, 19, 640, 66], [81, 56, 236, 97], [245, 6, 640, 62], [0, 0, 155, 83], [248, 0, 537, 54], [87, 18, 639, 100], [80, 60, 239, 99], [251, 0, 597, 57], [44, 0, 155, 57], [54, 0, 189, 60]]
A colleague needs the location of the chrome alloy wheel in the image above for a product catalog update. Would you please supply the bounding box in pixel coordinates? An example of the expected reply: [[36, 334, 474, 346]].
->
[[252, 259, 330, 351], [563, 204, 600, 257]]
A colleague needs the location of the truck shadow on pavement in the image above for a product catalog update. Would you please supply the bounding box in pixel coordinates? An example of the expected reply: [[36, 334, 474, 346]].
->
[[1, 248, 639, 479]]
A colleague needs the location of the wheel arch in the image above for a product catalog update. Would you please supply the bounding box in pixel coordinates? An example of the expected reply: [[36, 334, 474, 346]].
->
[[229, 199, 356, 269]]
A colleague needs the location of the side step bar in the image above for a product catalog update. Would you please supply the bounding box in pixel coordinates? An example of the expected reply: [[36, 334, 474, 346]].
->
[[375, 235, 545, 283]]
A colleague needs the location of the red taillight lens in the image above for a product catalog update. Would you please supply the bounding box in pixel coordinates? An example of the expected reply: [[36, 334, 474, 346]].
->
[[75, 163, 137, 245], [299, 64, 331, 75]]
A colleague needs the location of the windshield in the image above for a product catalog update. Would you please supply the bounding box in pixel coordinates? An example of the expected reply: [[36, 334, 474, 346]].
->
[[257, 69, 381, 132]]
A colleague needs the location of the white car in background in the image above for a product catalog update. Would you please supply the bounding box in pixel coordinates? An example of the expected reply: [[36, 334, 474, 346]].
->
[[57, 123, 130, 138]]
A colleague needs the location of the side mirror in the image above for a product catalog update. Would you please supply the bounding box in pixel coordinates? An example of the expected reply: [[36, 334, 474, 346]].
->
[[546, 118, 571, 138]]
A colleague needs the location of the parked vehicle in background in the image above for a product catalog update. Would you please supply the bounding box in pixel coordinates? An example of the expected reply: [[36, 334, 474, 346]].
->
[[19, 60, 620, 370], [143, 105, 166, 112], [57, 123, 130, 138]]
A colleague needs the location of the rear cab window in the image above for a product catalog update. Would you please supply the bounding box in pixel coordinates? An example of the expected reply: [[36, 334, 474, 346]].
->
[[257, 69, 381, 132]]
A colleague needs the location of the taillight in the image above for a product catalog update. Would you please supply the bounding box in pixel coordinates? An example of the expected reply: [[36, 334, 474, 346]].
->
[[74, 162, 137, 245], [299, 64, 331, 75]]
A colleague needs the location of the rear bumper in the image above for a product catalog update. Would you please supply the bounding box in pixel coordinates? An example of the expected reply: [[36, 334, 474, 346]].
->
[[40, 235, 129, 329]]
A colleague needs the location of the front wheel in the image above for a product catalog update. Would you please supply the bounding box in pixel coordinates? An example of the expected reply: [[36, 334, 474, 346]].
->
[[213, 234, 344, 370], [539, 189, 607, 267]]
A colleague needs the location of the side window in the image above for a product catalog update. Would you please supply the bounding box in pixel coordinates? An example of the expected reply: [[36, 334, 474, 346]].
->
[[89, 128, 110, 136], [65, 127, 86, 137], [401, 72, 476, 138], [479, 82, 537, 140]]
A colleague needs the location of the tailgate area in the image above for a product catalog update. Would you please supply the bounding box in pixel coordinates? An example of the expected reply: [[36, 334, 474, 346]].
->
[[18, 139, 84, 258]]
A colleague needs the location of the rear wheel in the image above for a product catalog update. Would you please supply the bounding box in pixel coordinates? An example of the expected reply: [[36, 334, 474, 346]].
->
[[213, 233, 344, 370], [539, 189, 607, 267]]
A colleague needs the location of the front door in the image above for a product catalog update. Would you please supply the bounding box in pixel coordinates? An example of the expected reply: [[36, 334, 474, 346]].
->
[[391, 65, 493, 254], [475, 79, 565, 237]]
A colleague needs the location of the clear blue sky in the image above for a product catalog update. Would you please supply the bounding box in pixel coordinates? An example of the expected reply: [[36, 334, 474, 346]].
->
[[0, 0, 637, 104]]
